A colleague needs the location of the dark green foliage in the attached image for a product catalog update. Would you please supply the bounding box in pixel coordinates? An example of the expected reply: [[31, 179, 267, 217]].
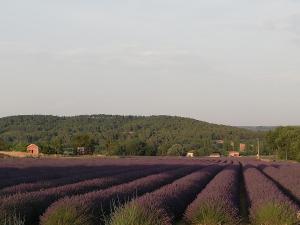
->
[[0, 115, 262, 156], [267, 126, 300, 161], [251, 202, 300, 225], [167, 144, 185, 156], [0, 137, 8, 150], [72, 135, 95, 149]]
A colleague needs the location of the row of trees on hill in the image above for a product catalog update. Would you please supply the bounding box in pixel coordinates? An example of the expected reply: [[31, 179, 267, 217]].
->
[[0, 115, 265, 156], [33, 135, 265, 157], [266, 126, 300, 162]]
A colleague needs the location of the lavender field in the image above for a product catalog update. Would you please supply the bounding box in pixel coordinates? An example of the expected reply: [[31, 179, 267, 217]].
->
[[0, 157, 299, 225]]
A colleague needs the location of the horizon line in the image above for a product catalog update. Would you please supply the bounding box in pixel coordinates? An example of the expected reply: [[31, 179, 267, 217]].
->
[[0, 113, 296, 127]]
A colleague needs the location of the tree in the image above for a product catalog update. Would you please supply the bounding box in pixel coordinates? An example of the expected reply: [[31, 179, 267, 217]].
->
[[223, 139, 232, 151], [233, 136, 240, 151], [71, 134, 96, 154], [167, 144, 184, 156], [51, 137, 64, 154], [39, 143, 56, 154], [0, 138, 7, 150], [72, 135, 93, 148], [13, 143, 27, 152], [267, 127, 300, 161]]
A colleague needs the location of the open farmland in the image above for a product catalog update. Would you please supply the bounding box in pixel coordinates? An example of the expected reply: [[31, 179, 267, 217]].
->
[[0, 158, 299, 225]]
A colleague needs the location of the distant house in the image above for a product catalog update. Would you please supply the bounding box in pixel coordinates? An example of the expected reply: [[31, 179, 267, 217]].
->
[[228, 151, 240, 157], [186, 152, 194, 158], [209, 153, 221, 158], [26, 144, 39, 156], [77, 147, 86, 155], [77, 147, 93, 155], [240, 143, 246, 152]]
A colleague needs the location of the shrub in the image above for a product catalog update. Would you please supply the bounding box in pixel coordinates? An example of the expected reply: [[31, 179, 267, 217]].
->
[[106, 202, 167, 225], [242, 164, 300, 225], [258, 163, 300, 203], [187, 202, 239, 225], [40, 165, 204, 225], [0, 165, 173, 225], [0, 165, 141, 196], [184, 164, 240, 225], [41, 202, 92, 225], [251, 202, 300, 225], [108, 165, 223, 225]]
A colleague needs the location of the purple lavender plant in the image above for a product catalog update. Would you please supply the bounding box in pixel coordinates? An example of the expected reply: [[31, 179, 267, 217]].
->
[[0, 165, 178, 225], [107, 165, 223, 225], [40, 165, 204, 225], [184, 163, 241, 225], [243, 164, 300, 225]]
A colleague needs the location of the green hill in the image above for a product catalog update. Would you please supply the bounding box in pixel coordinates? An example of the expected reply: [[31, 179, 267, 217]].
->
[[0, 115, 264, 156]]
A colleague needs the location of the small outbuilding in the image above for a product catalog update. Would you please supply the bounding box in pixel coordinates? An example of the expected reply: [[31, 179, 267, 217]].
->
[[27, 144, 39, 156], [77, 147, 86, 155], [186, 152, 194, 158], [228, 151, 240, 157], [77, 147, 93, 155], [209, 153, 221, 158]]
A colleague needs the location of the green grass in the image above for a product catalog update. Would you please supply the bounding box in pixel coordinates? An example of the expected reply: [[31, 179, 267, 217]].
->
[[185, 202, 240, 225], [251, 202, 300, 225], [2, 212, 25, 225], [41, 204, 92, 225], [106, 202, 169, 225]]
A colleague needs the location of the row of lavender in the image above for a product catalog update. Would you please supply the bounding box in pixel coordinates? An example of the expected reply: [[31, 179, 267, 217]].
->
[[106, 164, 225, 225], [0, 158, 216, 225], [257, 163, 300, 203], [242, 163, 300, 225], [0, 158, 214, 188], [40, 164, 214, 225], [184, 163, 240, 225], [0, 164, 179, 196], [105, 161, 300, 225], [1, 158, 299, 225], [0, 165, 192, 224]]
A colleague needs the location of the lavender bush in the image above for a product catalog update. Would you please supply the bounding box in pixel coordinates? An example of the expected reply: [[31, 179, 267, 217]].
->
[[107, 165, 223, 225], [258, 163, 300, 203], [243, 164, 300, 225], [0, 158, 205, 187], [40, 165, 205, 225], [184, 163, 241, 225], [0, 165, 155, 196], [0, 165, 179, 225]]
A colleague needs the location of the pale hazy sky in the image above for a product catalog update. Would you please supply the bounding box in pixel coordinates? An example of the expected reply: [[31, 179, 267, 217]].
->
[[1, 0, 300, 126]]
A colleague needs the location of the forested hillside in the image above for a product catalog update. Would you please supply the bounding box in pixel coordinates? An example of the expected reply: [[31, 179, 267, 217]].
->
[[0, 115, 264, 156]]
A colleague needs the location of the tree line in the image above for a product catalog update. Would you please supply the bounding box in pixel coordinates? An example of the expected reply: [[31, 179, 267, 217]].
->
[[0, 115, 265, 156], [266, 126, 300, 162]]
